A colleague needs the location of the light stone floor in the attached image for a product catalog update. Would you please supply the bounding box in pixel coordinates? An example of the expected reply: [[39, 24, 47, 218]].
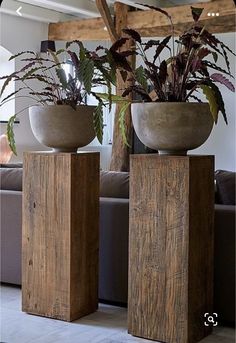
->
[[0, 284, 235, 343]]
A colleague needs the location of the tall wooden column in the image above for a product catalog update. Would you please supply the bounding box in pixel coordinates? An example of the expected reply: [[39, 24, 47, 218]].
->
[[128, 155, 214, 343], [22, 152, 99, 321], [110, 2, 134, 172]]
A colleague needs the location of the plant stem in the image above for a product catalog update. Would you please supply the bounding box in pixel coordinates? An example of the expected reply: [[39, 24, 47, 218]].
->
[[0, 95, 41, 107], [137, 43, 165, 100]]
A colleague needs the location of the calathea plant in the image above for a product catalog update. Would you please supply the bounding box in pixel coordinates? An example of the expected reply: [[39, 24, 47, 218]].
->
[[0, 41, 117, 154], [101, 5, 235, 140]]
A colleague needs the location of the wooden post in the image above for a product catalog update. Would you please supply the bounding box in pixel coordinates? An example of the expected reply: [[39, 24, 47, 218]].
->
[[95, 0, 118, 43], [109, 2, 135, 172], [95, 1, 135, 171], [22, 152, 100, 321], [128, 155, 214, 343]]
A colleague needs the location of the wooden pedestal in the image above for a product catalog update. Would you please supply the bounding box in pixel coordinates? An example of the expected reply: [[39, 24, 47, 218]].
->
[[22, 152, 99, 321], [128, 155, 214, 343]]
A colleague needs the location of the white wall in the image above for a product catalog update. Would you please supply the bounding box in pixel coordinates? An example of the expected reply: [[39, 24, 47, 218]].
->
[[0, 46, 15, 121], [193, 33, 235, 172], [0, 12, 49, 161]]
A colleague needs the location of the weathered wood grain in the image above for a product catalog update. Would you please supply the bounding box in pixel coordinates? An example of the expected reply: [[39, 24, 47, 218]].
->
[[128, 155, 214, 343], [22, 152, 100, 321], [48, 17, 108, 41], [127, 0, 236, 37], [48, 0, 236, 41]]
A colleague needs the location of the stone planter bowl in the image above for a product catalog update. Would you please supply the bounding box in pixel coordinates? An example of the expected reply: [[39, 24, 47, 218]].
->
[[29, 105, 96, 152], [131, 102, 214, 155]]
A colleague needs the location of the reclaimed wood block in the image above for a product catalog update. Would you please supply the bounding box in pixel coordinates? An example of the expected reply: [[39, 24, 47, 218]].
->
[[22, 152, 99, 321], [128, 155, 214, 343]]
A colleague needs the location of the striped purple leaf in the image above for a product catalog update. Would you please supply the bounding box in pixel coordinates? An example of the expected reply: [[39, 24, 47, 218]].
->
[[210, 73, 235, 92]]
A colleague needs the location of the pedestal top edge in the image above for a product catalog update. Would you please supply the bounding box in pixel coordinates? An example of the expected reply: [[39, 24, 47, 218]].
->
[[23, 151, 100, 156], [131, 154, 214, 160]]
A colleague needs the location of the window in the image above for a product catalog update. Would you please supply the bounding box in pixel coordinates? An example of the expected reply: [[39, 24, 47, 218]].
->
[[86, 87, 114, 146], [0, 46, 15, 122], [63, 61, 114, 146]]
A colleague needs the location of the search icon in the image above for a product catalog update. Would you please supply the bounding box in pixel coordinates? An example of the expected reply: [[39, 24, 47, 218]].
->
[[207, 316, 214, 323], [204, 313, 218, 326]]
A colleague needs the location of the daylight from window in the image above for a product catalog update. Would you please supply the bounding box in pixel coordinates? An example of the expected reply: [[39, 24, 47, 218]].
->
[[63, 60, 114, 145], [0, 46, 15, 122]]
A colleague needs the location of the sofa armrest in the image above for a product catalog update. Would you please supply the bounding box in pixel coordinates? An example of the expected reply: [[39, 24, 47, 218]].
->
[[214, 204, 235, 324], [99, 197, 129, 304], [215, 204, 236, 215]]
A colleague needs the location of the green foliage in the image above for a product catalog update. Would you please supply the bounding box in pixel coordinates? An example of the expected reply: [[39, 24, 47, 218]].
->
[[108, 6, 235, 129], [118, 102, 131, 147], [95, 93, 127, 103], [9, 51, 35, 61], [135, 66, 148, 92], [200, 85, 218, 123], [79, 42, 87, 61], [48, 50, 61, 66], [93, 102, 103, 144], [0, 73, 15, 97], [56, 68, 68, 89], [7, 115, 17, 155], [79, 59, 94, 93], [22, 67, 46, 80], [2, 5, 235, 154], [56, 49, 65, 56], [96, 93, 130, 146], [0, 41, 116, 154], [207, 82, 228, 124]]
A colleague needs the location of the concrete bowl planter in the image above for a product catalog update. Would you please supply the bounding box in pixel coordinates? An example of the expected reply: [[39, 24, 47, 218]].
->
[[131, 102, 214, 156], [29, 105, 96, 152]]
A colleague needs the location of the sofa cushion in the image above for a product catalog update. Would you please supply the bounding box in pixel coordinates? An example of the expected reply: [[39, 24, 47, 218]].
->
[[0, 167, 23, 191], [0, 167, 129, 196], [100, 171, 129, 198], [215, 170, 235, 205]]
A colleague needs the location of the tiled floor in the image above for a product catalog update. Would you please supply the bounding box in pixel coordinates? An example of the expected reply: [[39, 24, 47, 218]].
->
[[0, 284, 235, 343]]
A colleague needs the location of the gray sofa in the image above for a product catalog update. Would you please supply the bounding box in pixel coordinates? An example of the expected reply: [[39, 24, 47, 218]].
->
[[0, 165, 235, 324], [214, 170, 235, 325], [0, 165, 129, 305]]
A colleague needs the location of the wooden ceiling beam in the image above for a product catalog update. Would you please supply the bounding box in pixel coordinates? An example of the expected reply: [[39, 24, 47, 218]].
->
[[48, 0, 236, 41], [127, 0, 236, 36], [49, 17, 109, 41]]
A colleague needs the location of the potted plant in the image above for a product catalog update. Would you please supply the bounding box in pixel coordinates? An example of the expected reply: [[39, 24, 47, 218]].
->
[[0, 41, 116, 154], [103, 5, 235, 155]]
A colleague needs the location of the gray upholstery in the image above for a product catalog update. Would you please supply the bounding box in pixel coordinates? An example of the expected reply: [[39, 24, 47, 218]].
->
[[215, 170, 235, 205], [214, 204, 235, 324], [0, 168, 22, 191], [99, 197, 129, 303], [0, 190, 22, 284], [100, 171, 129, 199], [99, 171, 129, 303]]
